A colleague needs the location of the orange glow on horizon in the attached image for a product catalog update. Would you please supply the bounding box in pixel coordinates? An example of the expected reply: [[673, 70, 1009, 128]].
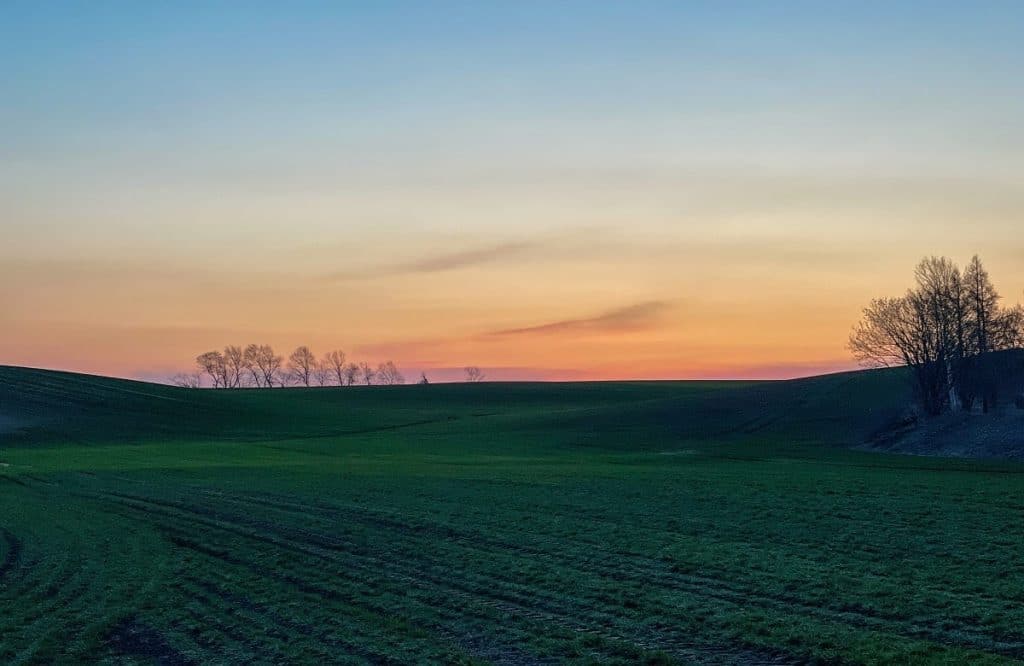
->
[[3, 239, 1022, 383]]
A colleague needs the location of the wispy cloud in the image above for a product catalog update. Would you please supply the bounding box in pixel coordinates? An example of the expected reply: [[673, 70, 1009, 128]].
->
[[404, 241, 536, 272], [486, 300, 671, 337], [324, 241, 537, 280]]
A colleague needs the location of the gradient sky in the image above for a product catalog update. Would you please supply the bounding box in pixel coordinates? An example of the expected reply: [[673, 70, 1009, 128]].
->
[[2, 2, 1023, 381]]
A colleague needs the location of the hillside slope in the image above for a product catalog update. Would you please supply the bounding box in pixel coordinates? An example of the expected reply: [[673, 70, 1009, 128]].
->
[[1, 364, 909, 452]]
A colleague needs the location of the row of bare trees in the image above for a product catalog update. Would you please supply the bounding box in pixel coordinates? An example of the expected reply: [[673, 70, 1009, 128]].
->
[[173, 347, 489, 389], [850, 256, 1024, 415], [173, 346, 405, 388]]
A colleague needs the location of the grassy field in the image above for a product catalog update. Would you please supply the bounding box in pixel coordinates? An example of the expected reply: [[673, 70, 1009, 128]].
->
[[3, 366, 1024, 665]]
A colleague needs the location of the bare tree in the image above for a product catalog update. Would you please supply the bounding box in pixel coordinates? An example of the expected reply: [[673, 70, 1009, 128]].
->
[[223, 345, 246, 388], [243, 344, 263, 387], [913, 256, 965, 411], [961, 256, 1024, 410], [851, 256, 1024, 416], [343, 362, 360, 386], [851, 258, 963, 415], [851, 295, 948, 416], [171, 372, 202, 388], [962, 256, 997, 410], [997, 305, 1024, 349], [289, 346, 316, 387], [358, 362, 376, 386], [325, 350, 347, 386], [247, 344, 282, 388], [464, 366, 485, 382], [196, 351, 228, 389], [377, 361, 405, 385], [418, 372, 430, 385], [313, 359, 332, 387], [965, 256, 999, 357]]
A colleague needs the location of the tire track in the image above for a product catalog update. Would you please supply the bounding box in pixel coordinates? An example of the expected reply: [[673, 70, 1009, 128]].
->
[[99, 490, 805, 665], [192, 488, 1024, 657]]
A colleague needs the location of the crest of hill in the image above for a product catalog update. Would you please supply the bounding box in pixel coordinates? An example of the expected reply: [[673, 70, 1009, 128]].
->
[[5, 359, 1023, 458], [1, 363, 918, 452]]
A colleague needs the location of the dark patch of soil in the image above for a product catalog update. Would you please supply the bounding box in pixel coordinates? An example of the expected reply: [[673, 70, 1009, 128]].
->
[[863, 408, 1024, 461], [105, 616, 196, 666]]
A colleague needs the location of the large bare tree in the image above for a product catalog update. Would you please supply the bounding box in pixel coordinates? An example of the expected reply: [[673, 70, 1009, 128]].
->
[[376, 361, 405, 385], [243, 344, 263, 387], [960, 256, 1024, 410], [851, 255, 1023, 415], [325, 350, 347, 386], [223, 345, 246, 389], [358, 362, 376, 386], [851, 258, 962, 415], [914, 256, 965, 411], [289, 346, 317, 387], [248, 344, 282, 388], [196, 351, 228, 389]]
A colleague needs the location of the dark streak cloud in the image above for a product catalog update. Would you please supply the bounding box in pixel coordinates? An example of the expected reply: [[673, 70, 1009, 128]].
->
[[404, 241, 536, 273], [486, 301, 671, 337], [324, 241, 536, 280]]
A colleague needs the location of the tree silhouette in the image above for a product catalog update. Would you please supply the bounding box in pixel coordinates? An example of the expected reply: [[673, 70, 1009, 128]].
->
[[288, 346, 316, 387], [851, 255, 1024, 415]]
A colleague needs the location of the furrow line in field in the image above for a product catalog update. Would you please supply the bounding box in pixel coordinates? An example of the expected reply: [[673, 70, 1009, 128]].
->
[[168, 532, 541, 664], [192, 487, 1024, 656], [110, 493, 803, 665], [186, 571, 543, 665], [207, 487, 1024, 616], [167, 525, 785, 666], [169, 587, 306, 663]]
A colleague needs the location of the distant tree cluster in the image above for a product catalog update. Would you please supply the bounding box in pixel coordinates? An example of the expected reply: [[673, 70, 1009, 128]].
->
[[850, 256, 1024, 415], [173, 345, 405, 388]]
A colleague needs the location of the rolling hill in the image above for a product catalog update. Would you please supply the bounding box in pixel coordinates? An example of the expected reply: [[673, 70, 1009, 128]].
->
[[3, 364, 1024, 664], [0, 364, 910, 451]]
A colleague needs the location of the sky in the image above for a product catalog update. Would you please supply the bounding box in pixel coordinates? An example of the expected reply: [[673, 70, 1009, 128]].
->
[[2, 1, 1023, 382]]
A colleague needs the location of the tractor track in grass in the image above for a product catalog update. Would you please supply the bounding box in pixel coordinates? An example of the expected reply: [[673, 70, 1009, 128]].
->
[[183, 576, 410, 663], [115, 487, 1024, 660], [3, 536, 162, 664], [184, 572, 543, 665], [0, 483, 181, 663], [194, 488, 1024, 657], [207, 487, 1024, 613], [31, 474, 1016, 662], [163, 527, 623, 664], [167, 531, 541, 664], [106, 494, 815, 664], [164, 525, 791, 666], [171, 584, 317, 664], [100, 490, 801, 665]]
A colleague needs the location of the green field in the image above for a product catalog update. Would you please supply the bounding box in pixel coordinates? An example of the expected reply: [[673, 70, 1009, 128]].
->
[[3, 366, 1024, 665]]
